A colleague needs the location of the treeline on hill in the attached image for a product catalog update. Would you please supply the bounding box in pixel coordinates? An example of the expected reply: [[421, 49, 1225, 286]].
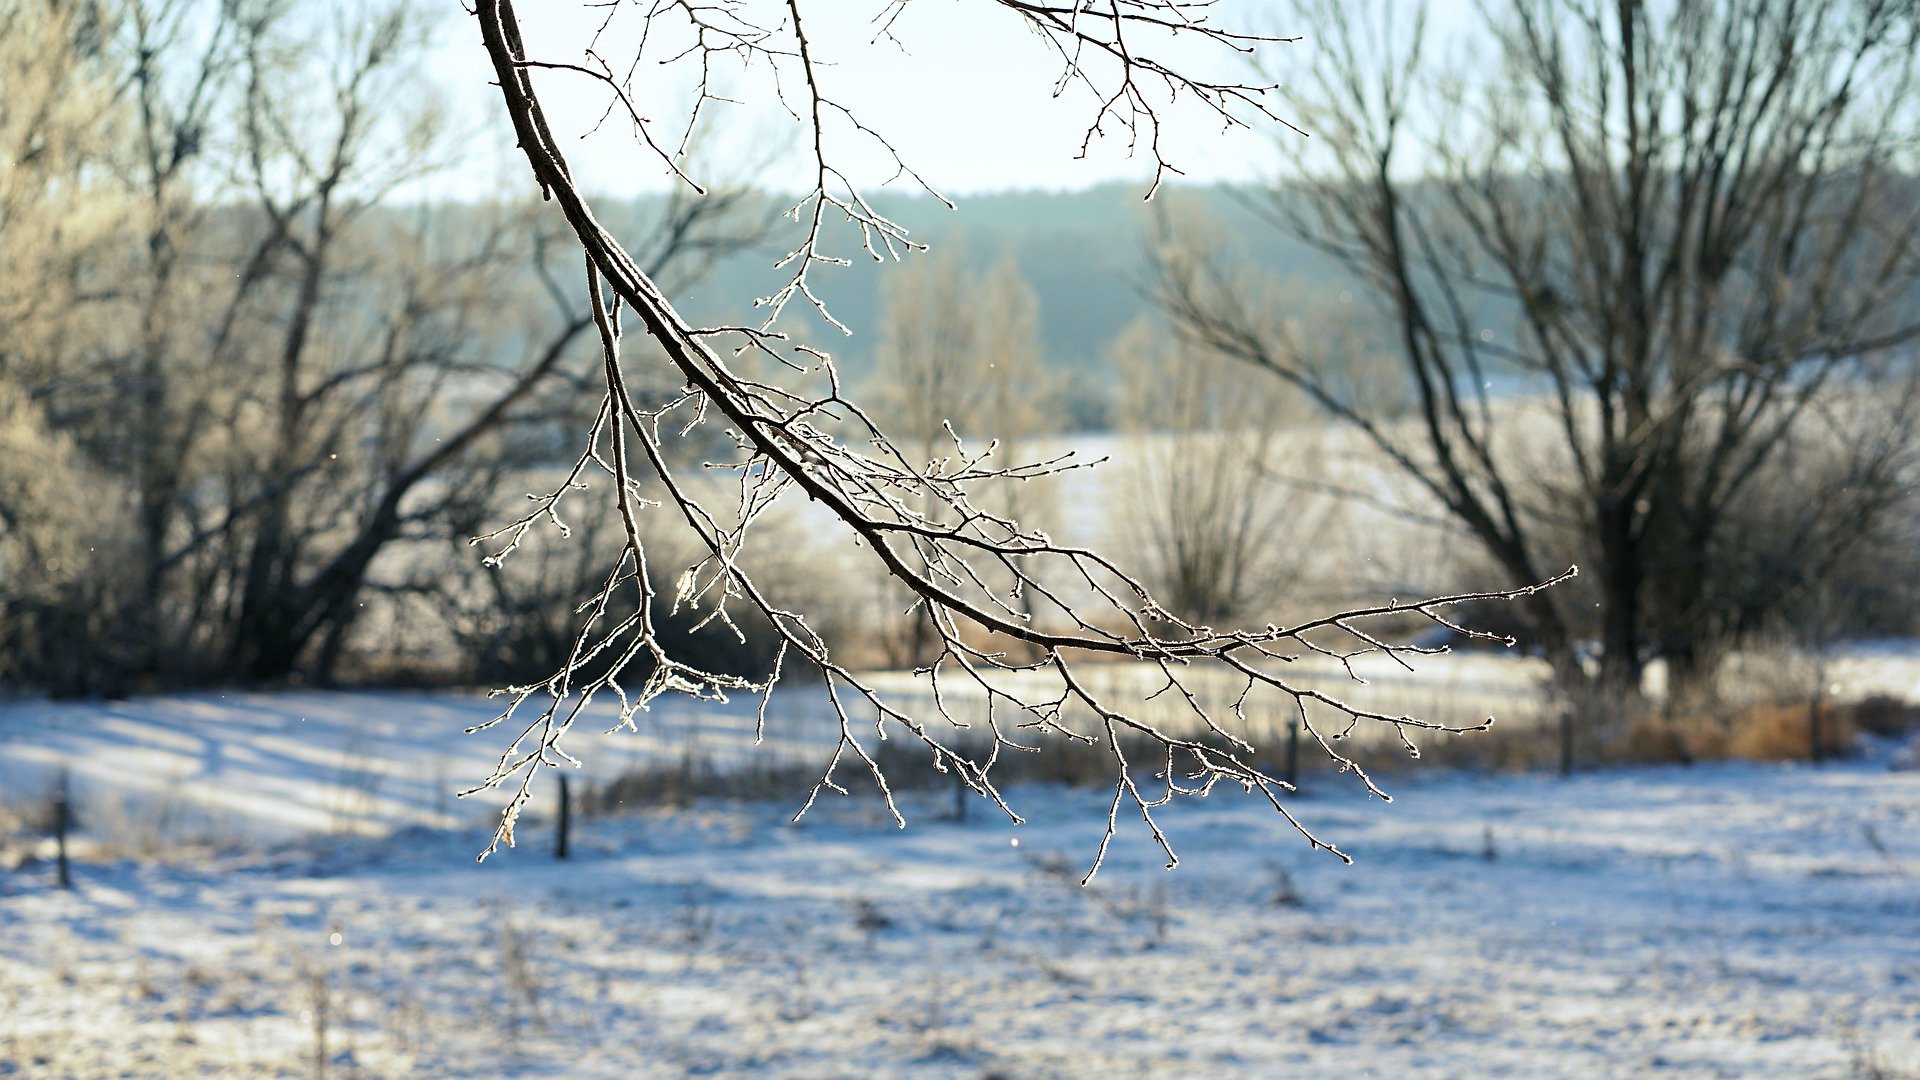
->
[[668, 185, 1360, 431]]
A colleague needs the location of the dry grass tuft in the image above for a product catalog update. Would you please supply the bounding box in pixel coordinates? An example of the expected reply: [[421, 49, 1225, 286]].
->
[[1630, 699, 1871, 764]]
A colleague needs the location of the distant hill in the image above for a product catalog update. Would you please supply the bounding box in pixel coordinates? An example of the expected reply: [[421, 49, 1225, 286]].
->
[[597, 183, 1367, 427]]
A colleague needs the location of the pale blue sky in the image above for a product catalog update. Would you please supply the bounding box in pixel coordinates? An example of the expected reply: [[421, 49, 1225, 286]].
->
[[426, 1, 1358, 200]]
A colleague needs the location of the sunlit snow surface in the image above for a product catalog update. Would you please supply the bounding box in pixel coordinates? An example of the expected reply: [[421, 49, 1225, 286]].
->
[[3, 687, 1918, 1076], [0, 688, 855, 840]]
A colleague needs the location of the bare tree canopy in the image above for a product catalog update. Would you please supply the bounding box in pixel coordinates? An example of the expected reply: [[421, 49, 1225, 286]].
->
[[0, 1, 774, 693], [1159, 0, 1920, 703], [860, 248, 1055, 665], [464, 0, 1567, 878], [1111, 312, 1332, 627]]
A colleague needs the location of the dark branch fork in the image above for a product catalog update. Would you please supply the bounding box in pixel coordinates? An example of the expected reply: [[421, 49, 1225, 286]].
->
[[463, 0, 1566, 881]]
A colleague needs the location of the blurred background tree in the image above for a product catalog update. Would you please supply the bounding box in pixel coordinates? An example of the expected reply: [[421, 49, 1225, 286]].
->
[[1157, 0, 1920, 708], [0, 0, 769, 693], [862, 248, 1055, 665]]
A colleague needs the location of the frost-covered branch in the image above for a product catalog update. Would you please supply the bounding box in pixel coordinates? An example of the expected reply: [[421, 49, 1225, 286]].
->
[[463, 0, 1568, 880]]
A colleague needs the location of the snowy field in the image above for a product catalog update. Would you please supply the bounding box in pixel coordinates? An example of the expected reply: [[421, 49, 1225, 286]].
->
[[3, 710, 1919, 1076], [0, 654, 1556, 849], [4, 637, 1917, 844]]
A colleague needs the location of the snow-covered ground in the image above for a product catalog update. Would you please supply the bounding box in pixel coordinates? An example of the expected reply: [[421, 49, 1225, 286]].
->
[[4, 721, 1919, 1076], [0, 688, 844, 841], [0, 658, 1554, 848], [4, 636, 1914, 846]]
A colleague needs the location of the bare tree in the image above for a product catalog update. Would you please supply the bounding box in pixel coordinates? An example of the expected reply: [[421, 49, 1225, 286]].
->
[[1158, 0, 1920, 703], [866, 251, 1050, 463], [1110, 314, 1329, 627], [0, 1, 773, 688], [25, 1, 484, 685], [0, 0, 140, 694], [863, 248, 1054, 664], [0, 383, 132, 693], [0, 0, 124, 383], [462, 0, 1567, 879]]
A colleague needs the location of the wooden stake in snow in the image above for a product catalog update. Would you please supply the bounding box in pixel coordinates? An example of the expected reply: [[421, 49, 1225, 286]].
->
[[555, 773, 571, 861], [53, 769, 71, 890]]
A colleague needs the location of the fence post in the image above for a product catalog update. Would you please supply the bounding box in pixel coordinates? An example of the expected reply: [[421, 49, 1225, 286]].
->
[[555, 772, 571, 860], [1808, 692, 1824, 765], [1283, 715, 1301, 789], [54, 769, 72, 890]]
